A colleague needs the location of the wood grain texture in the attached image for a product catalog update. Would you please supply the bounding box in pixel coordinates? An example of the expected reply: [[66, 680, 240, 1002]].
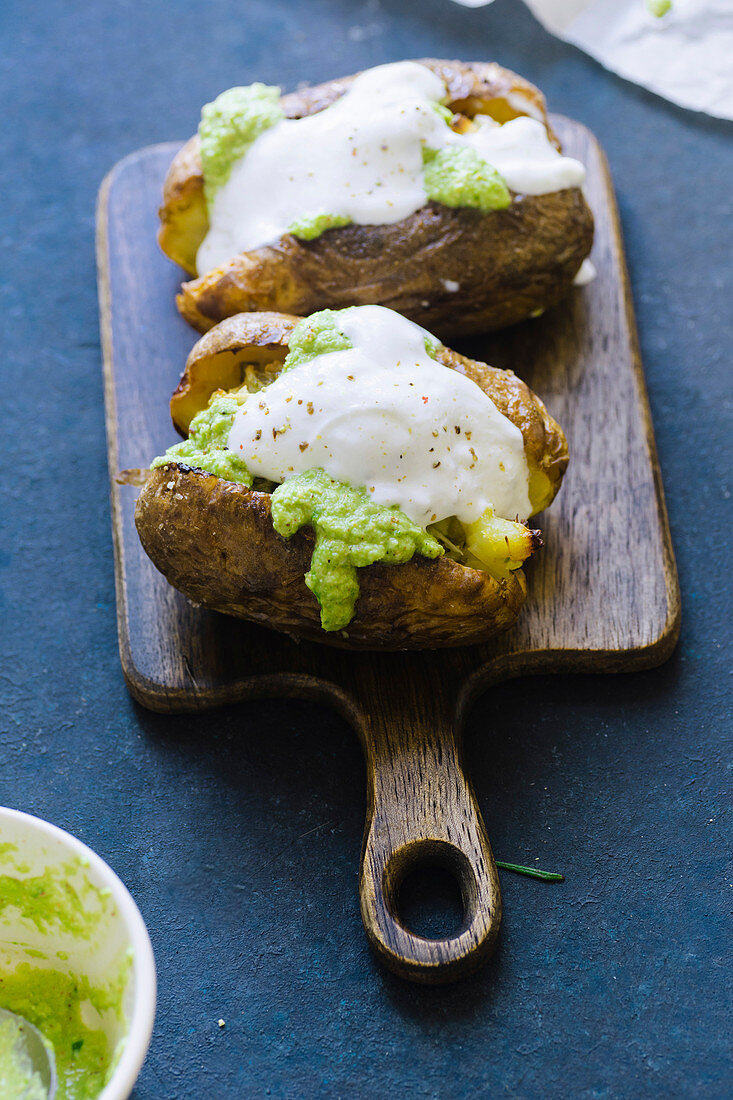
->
[[96, 119, 679, 983]]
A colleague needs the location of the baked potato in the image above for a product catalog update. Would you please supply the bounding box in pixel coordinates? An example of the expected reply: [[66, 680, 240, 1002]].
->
[[135, 307, 568, 649], [159, 59, 593, 339]]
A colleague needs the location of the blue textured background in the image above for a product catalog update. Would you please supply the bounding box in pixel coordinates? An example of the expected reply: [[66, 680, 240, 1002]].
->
[[1, 0, 731, 1096]]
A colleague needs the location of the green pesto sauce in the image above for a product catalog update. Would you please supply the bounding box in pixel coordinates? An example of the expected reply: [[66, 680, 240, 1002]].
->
[[422, 329, 442, 360], [0, 1014, 47, 1100], [271, 468, 442, 631], [199, 84, 284, 206], [287, 211, 352, 240], [423, 145, 511, 212], [432, 102, 454, 125], [0, 869, 104, 940], [151, 394, 252, 485], [281, 310, 353, 373], [0, 967, 111, 1100]]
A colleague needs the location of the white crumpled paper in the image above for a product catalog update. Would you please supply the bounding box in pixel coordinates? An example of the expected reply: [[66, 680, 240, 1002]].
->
[[449, 0, 733, 120]]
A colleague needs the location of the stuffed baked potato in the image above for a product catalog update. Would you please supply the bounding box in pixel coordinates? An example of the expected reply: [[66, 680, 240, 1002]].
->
[[135, 306, 568, 649], [159, 59, 593, 339]]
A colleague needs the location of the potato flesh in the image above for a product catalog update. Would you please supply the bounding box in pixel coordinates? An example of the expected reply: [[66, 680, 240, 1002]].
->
[[171, 346, 287, 435], [431, 510, 539, 581], [463, 510, 539, 578]]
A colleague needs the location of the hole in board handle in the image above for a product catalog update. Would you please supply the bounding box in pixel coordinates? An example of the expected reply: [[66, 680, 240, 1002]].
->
[[384, 840, 478, 942]]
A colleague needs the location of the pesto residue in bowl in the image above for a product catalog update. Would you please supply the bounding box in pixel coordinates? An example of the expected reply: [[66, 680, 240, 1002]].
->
[[0, 849, 130, 1100]]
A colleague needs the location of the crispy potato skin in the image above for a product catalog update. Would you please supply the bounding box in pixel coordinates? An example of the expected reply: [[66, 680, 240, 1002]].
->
[[135, 467, 527, 650], [169, 312, 569, 513], [159, 58, 593, 338]]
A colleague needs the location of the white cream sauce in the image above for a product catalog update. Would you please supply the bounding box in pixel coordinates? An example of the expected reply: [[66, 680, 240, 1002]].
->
[[463, 115, 586, 195], [227, 306, 531, 526], [198, 61, 587, 272], [573, 258, 597, 286]]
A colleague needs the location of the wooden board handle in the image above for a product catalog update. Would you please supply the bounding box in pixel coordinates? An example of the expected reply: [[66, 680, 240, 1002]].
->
[[355, 681, 501, 983]]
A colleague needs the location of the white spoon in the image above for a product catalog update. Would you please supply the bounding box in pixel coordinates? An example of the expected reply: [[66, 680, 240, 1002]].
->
[[0, 1007, 56, 1100]]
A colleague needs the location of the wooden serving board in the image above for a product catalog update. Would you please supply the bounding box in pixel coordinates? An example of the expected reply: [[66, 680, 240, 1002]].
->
[[97, 118, 679, 984]]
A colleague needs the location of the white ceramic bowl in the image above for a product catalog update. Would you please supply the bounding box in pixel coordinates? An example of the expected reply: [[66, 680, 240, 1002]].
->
[[0, 807, 156, 1099]]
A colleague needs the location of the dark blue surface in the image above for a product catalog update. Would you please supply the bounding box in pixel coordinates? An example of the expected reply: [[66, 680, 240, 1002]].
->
[[1, 0, 731, 1096]]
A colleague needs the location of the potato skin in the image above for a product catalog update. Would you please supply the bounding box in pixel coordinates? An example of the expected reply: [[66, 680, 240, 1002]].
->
[[159, 58, 593, 338], [177, 194, 593, 339], [135, 466, 528, 650]]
